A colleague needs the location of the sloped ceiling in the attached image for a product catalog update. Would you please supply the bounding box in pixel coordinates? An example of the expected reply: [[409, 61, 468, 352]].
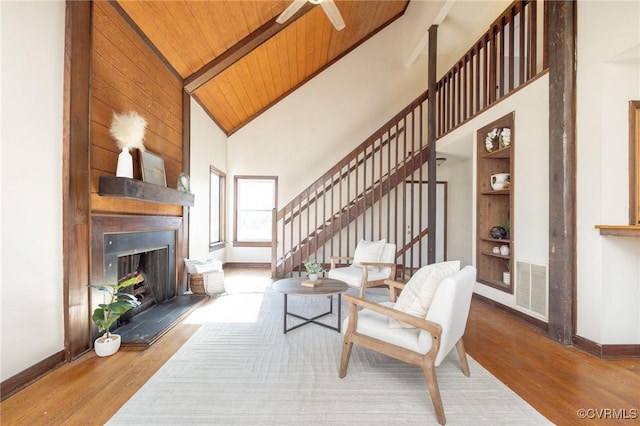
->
[[115, 0, 410, 135]]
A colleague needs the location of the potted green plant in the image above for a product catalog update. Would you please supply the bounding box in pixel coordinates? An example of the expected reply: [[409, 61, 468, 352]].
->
[[500, 220, 511, 239], [89, 276, 141, 357], [303, 261, 325, 282]]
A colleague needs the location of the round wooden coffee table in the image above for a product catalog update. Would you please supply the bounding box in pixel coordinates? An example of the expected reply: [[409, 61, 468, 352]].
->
[[272, 277, 348, 334]]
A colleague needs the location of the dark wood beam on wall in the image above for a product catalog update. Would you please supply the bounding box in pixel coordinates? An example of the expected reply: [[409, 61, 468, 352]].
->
[[63, 0, 93, 359], [547, 0, 577, 345], [184, 3, 314, 94], [427, 25, 438, 264], [180, 91, 191, 291]]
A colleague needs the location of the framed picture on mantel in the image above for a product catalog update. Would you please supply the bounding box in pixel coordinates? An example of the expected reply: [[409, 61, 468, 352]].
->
[[140, 150, 167, 187]]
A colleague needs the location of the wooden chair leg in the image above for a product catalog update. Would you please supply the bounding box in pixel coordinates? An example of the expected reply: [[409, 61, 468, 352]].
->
[[339, 338, 353, 378], [422, 361, 446, 425], [389, 287, 398, 302], [455, 338, 471, 377]]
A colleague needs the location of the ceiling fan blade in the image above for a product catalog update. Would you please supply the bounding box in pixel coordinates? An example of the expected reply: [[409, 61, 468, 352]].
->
[[276, 0, 308, 24], [321, 0, 345, 31]]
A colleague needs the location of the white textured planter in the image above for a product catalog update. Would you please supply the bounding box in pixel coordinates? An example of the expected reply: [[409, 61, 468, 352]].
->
[[94, 334, 122, 357], [503, 272, 511, 285], [308, 273, 319, 282]]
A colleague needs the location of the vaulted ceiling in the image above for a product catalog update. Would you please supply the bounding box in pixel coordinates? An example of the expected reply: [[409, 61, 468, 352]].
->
[[115, 0, 410, 135]]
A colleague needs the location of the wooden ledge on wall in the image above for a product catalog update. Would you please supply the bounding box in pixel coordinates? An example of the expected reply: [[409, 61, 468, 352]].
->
[[99, 176, 194, 206], [595, 224, 640, 237]]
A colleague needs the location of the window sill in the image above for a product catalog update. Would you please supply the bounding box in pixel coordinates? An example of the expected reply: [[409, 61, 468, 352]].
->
[[209, 242, 226, 252], [595, 225, 640, 237], [233, 241, 272, 248]]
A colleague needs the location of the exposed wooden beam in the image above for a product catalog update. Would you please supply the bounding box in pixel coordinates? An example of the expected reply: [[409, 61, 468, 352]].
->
[[228, 9, 406, 135], [427, 25, 438, 264], [180, 91, 191, 291], [547, 0, 577, 345], [184, 2, 315, 94], [63, 0, 93, 360]]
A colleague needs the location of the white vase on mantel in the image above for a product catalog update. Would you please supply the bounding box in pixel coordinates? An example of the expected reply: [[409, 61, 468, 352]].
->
[[116, 147, 133, 179]]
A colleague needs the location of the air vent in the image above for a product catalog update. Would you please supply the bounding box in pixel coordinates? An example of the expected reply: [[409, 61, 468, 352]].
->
[[515, 261, 548, 319]]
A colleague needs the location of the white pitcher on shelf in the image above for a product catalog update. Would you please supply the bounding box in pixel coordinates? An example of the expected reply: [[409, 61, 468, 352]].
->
[[491, 173, 510, 191]]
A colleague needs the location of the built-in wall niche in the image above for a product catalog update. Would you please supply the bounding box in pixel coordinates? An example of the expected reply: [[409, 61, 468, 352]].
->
[[476, 112, 514, 293]]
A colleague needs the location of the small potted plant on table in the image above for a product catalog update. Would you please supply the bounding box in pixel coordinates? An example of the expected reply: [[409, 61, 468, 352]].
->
[[303, 261, 325, 282], [89, 275, 141, 357]]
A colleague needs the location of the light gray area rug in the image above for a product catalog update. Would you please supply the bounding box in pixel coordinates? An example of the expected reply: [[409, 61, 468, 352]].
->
[[109, 278, 550, 425]]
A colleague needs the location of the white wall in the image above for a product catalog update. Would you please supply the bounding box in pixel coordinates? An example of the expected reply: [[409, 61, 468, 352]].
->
[[188, 98, 228, 263], [576, 1, 640, 344], [1, 1, 66, 381], [435, 148, 474, 267], [226, 20, 428, 263]]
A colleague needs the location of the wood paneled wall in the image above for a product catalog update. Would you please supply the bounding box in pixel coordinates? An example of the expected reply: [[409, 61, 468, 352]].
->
[[90, 2, 184, 216]]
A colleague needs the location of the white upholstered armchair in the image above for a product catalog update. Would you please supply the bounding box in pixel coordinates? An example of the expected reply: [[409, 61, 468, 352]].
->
[[327, 239, 397, 299], [339, 264, 477, 425]]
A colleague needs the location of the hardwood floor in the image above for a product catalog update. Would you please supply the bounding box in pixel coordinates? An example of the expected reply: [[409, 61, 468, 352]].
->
[[1, 268, 638, 425]]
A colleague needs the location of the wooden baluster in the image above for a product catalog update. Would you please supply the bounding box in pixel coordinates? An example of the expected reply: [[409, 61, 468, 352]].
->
[[519, 1, 526, 85], [476, 43, 481, 113], [528, 0, 537, 79], [508, 6, 515, 92]]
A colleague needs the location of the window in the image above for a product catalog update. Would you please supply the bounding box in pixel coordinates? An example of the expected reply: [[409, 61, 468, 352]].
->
[[209, 166, 225, 251], [234, 176, 277, 247]]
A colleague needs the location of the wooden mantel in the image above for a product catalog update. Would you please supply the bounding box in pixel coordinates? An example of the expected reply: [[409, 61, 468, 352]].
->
[[595, 225, 640, 237], [99, 176, 194, 206]]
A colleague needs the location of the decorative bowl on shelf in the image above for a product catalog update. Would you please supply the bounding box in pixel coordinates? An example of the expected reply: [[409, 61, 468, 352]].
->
[[489, 226, 507, 240], [500, 128, 511, 148], [485, 128, 500, 152]]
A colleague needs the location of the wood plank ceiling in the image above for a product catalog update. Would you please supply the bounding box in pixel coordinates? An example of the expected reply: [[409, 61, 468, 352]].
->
[[115, 0, 410, 135]]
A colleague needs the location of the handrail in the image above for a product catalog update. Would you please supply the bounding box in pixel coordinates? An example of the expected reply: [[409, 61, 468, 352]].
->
[[277, 91, 427, 222]]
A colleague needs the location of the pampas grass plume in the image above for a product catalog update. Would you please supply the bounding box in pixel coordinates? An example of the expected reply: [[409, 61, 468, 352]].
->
[[110, 111, 147, 151]]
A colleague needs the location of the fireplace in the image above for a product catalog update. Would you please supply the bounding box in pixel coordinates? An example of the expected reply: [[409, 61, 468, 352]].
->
[[91, 215, 207, 347], [103, 231, 176, 324]]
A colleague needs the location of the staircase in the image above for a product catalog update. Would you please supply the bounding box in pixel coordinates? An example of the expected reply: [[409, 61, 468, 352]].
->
[[272, 91, 430, 278]]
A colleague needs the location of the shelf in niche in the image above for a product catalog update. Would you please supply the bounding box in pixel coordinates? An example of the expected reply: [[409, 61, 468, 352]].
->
[[99, 176, 194, 207], [482, 145, 511, 158], [479, 237, 511, 244], [478, 278, 510, 289], [481, 189, 510, 195], [481, 252, 511, 259]]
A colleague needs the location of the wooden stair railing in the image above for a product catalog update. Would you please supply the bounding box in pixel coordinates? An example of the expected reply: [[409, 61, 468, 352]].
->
[[277, 91, 427, 226], [276, 144, 430, 277], [273, 92, 430, 278], [281, 125, 405, 228]]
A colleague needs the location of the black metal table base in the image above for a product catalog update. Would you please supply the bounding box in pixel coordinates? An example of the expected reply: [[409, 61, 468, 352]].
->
[[283, 294, 342, 333]]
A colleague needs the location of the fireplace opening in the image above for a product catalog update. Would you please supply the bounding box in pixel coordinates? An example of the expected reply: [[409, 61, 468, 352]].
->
[[103, 230, 176, 326], [116, 248, 170, 325]]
